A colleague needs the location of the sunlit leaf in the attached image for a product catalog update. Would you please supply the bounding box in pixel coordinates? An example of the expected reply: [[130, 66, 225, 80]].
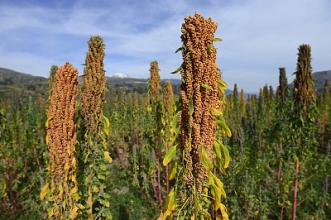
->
[[163, 145, 177, 166]]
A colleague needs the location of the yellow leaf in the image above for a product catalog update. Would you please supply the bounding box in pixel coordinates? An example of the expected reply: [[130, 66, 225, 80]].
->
[[163, 145, 177, 166], [70, 186, 78, 195], [211, 108, 222, 117], [169, 162, 177, 180], [103, 200, 110, 208], [215, 200, 228, 220], [92, 185, 99, 193], [166, 189, 176, 214], [157, 212, 166, 220], [45, 117, 52, 128], [77, 204, 85, 209], [69, 206, 79, 219], [211, 172, 226, 198], [103, 115, 110, 136], [104, 151, 112, 163], [40, 182, 49, 200], [200, 147, 213, 170], [218, 141, 231, 169], [47, 207, 54, 218]]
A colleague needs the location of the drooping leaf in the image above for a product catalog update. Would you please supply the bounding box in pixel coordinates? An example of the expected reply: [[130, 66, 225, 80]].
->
[[169, 162, 178, 180], [175, 47, 183, 53], [211, 107, 222, 117], [166, 189, 176, 214], [214, 141, 222, 160], [201, 83, 213, 90], [40, 182, 49, 200], [200, 147, 213, 170], [171, 65, 182, 74], [103, 151, 112, 163], [218, 141, 231, 169], [69, 206, 79, 219], [213, 37, 222, 42], [163, 145, 177, 166], [211, 172, 226, 198]]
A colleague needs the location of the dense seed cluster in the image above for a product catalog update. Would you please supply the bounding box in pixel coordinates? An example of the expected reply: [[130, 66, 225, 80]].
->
[[81, 36, 106, 135], [293, 44, 315, 116], [277, 67, 288, 104], [48, 65, 58, 99], [180, 12, 220, 192], [163, 80, 175, 115], [148, 61, 161, 103], [47, 63, 78, 183]]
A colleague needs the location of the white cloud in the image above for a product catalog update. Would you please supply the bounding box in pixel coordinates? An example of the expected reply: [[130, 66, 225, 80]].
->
[[0, 0, 330, 92]]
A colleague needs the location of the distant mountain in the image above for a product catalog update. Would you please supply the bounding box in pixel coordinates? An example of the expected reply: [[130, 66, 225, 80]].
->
[[288, 70, 331, 93], [0, 67, 329, 101], [312, 70, 331, 92], [81, 76, 181, 94], [0, 67, 48, 99]]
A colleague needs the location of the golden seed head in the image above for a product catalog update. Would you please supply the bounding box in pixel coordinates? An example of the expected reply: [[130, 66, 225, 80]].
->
[[180, 12, 220, 192], [80, 35, 106, 135], [148, 60, 161, 103], [293, 44, 315, 116], [47, 62, 78, 182]]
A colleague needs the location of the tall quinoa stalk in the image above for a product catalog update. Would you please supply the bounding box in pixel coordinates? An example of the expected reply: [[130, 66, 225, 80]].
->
[[148, 61, 161, 104], [160, 13, 231, 220], [291, 44, 317, 220], [277, 67, 288, 105], [293, 44, 315, 118], [80, 36, 112, 220], [40, 63, 80, 219], [148, 60, 165, 206], [239, 89, 246, 120], [81, 36, 107, 135], [47, 65, 58, 100]]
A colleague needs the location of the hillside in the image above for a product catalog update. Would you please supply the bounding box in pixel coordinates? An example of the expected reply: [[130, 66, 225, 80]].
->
[[313, 70, 331, 92], [0, 67, 48, 99], [0, 67, 330, 100]]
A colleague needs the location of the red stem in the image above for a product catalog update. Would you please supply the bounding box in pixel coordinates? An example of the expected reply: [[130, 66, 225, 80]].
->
[[292, 160, 299, 220]]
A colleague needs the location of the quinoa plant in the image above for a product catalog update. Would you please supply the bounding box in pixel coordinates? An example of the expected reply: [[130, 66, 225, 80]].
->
[[160, 13, 231, 220], [41, 63, 80, 219], [79, 36, 112, 220]]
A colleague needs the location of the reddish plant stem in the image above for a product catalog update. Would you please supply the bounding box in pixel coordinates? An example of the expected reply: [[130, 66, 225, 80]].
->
[[157, 159, 163, 206], [292, 159, 300, 220], [277, 160, 282, 183], [148, 175, 158, 201]]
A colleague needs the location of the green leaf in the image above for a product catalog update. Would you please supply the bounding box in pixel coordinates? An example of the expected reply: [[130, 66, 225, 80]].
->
[[218, 141, 231, 169], [201, 83, 213, 90], [211, 172, 226, 198], [171, 65, 182, 74], [213, 37, 222, 42], [210, 107, 222, 117], [217, 118, 231, 137], [217, 79, 227, 91], [166, 189, 176, 214], [175, 47, 183, 53], [214, 141, 222, 160], [169, 162, 177, 180], [200, 147, 213, 170], [163, 145, 177, 166]]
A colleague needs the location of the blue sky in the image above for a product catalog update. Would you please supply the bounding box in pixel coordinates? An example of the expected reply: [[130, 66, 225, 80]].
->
[[0, 0, 330, 92]]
